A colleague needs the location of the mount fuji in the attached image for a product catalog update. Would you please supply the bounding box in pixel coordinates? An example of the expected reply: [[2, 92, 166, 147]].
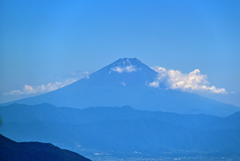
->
[[6, 58, 240, 116]]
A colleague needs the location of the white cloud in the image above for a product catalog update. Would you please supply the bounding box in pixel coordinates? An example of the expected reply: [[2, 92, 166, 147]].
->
[[4, 78, 77, 96], [3, 70, 91, 96], [120, 82, 126, 86], [81, 71, 90, 79], [149, 66, 226, 94], [148, 81, 159, 88], [111, 65, 137, 73]]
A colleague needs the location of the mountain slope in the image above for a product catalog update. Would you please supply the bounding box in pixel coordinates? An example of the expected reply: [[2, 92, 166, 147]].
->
[[0, 134, 91, 161], [4, 58, 240, 116]]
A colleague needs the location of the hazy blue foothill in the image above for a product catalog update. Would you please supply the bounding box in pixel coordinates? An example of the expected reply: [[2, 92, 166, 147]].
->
[[1, 103, 240, 160], [3, 58, 240, 117]]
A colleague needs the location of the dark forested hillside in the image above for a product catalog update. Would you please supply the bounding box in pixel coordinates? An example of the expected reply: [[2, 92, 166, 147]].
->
[[0, 134, 90, 161]]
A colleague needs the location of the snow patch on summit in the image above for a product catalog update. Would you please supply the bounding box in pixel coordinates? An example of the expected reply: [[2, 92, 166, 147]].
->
[[111, 65, 137, 73], [109, 58, 142, 73]]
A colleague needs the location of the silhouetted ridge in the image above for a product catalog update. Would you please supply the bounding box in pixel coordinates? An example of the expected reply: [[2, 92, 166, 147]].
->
[[0, 134, 91, 161]]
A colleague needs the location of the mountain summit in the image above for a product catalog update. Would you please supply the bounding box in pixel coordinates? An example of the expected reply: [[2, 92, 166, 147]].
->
[[7, 58, 240, 116], [86, 58, 158, 87]]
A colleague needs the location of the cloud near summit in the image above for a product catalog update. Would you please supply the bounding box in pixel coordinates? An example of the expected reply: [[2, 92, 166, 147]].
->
[[149, 66, 226, 94]]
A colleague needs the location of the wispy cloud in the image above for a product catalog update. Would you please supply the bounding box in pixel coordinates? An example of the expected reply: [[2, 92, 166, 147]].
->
[[64, 70, 92, 79], [3, 71, 91, 96], [111, 65, 137, 73], [3, 78, 77, 96], [149, 66, 226, 94]]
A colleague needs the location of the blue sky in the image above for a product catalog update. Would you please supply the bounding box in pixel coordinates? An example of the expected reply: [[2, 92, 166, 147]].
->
[[0, 0, 240, 106]]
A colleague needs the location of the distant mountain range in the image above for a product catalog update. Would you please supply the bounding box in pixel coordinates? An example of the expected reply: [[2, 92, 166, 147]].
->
[[0, 134, 90, 161], [4, 58, 240, 117], [1, 103, 240, 159]]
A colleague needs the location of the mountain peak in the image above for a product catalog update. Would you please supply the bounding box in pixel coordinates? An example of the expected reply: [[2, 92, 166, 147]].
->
[[98, 58, 157, 77], [89, 58, 157, 85], [118, 57, 139, 61], [111, 58, 142, 67]]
